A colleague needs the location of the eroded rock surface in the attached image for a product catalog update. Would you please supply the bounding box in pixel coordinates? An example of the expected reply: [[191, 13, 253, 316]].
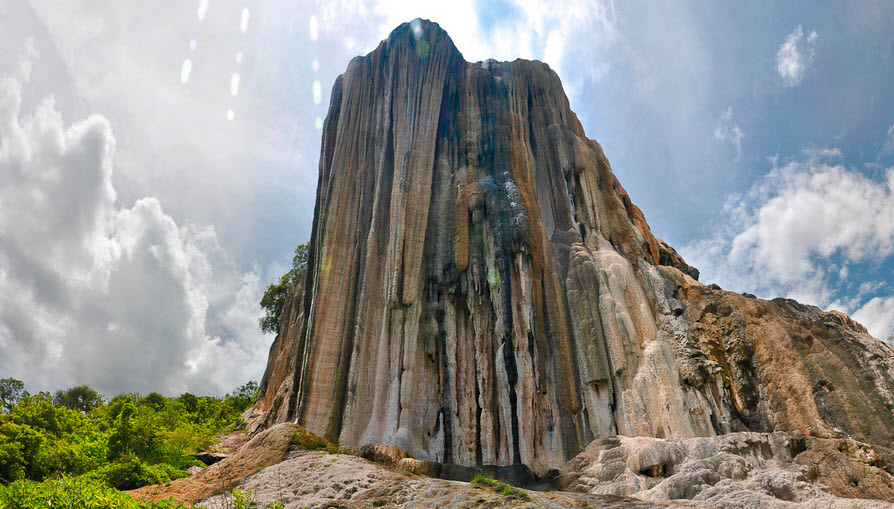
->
[[198, 449, 660, 509], [249, 19, 894, 496], [562, 432, 894, 507]]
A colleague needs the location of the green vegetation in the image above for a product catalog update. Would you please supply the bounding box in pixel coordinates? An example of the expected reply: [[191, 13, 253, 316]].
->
[[471, 474, 495, 485], [259, 243, 308, 334], [231, 489, 285, 509], [0, 378, 260, 500], [0, 477, 188, 508], [471, 474, 530, 501], [0, 378, 27, 413], [291, 427, 328, 451], [290, 426, 356, 455]]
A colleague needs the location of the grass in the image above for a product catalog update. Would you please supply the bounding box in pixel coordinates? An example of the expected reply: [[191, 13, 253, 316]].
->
[[471, 474, 530, 501]]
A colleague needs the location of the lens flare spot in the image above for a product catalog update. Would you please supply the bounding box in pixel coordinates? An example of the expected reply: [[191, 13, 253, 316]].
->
[[197, 0, 208, 20], [312, 80, 322, 104], [235, 51, 243, 63], [226, 109, 235, 121], [240, 7, 251, 33], [312, 59, 319, 72], [309, 15, 320, 41], [314, 117, 323, 129], [189, 38, 197, 51], [410, 18, 424, 41], [230, 73, 240, 95], [180, 59, 192, 83]]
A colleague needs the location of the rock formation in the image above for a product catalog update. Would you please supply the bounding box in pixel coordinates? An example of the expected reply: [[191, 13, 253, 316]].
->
[[248, 19, 894, 492], [562, 432, 894, 505]]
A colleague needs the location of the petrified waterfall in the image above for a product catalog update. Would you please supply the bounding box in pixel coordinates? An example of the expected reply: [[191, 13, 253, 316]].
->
[[250, 20, 894, 476]]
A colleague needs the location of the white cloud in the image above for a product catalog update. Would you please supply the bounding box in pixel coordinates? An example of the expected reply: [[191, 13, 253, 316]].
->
[[853, 296, 894, 343], [682, 149, 894, 340], [714, 106, 744, 160], [879, 122, 894, 159], [0, 45, 270, 396], [776, 25, 818, 87]]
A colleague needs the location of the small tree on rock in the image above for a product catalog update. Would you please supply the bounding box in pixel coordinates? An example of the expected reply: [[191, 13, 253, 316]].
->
[[259, 243, 308, 334]]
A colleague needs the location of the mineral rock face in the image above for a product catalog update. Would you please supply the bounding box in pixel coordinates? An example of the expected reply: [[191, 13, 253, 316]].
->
[[562, 432, 894, 505], [249, 20, 894, 478]]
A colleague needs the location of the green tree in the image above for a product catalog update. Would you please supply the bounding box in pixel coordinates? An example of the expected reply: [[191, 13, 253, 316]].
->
[[0, 378, 27, 414], [54, 385, 104, 412], [259, 243, 308, 334], [176, 393, 198, 413], [225, 381, 259, 413], [107, 398, 138, 460], [138, 392, 167, 412]]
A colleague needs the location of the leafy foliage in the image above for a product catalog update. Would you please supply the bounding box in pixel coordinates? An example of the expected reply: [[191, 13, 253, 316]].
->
[[0, 477, 189, 508], [259, 243, 308, 334], [0, 378, 27, 414], [54, 385, 104, 412], [0, 378, 256, 494], [230, 489, 286, 509], [471, 474, 530, 501]]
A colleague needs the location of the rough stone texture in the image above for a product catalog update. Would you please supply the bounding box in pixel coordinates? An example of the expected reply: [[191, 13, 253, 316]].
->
[[129, 423, 299, 505], [245, 282, 305, 435], [198, 449, 662, 509], [561, 432, 894, 507], [249, 19, 894, 493]]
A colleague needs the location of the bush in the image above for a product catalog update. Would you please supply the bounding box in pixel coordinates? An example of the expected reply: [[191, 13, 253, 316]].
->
[[471, 474, 495, 485], [92, 455, 186, 491], [0, 477, 188, 508], [0, 382, 250, 494]]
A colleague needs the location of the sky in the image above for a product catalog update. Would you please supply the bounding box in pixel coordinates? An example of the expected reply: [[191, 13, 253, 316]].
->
[[1, 1, 892, 397]]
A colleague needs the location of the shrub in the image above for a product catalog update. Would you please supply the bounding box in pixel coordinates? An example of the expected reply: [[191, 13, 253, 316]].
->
[[471, 474, 495, 485], [92, 455, 186, 491], [0, 477, 188, 508], [230, 489, 285, 509]]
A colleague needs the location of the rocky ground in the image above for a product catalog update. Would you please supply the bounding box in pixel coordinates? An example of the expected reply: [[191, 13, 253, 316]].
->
[[561, 432, 894, 508], [130, 424, 894, 508], [197, 450, 655, 509]]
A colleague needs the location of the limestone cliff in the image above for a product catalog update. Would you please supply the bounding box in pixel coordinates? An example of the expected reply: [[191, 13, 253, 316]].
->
[[248, 20, 894, 477]]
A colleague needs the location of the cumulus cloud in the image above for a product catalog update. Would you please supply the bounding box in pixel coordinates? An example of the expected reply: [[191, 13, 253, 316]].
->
[[776, 25, 817, 87], [683, 148, 894, 340], [0, 44, 270, 396], [714, 106, 744, 160], [853, 296, 894, 343]]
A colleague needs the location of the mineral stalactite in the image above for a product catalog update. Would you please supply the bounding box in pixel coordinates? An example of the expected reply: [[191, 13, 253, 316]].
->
[[249, 20, 894, 477]]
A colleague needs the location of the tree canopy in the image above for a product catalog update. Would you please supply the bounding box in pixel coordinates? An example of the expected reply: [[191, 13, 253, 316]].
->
[[259, 243, 307, 334], [0, 378, 27, 413], [54, 385, 104, 412]]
